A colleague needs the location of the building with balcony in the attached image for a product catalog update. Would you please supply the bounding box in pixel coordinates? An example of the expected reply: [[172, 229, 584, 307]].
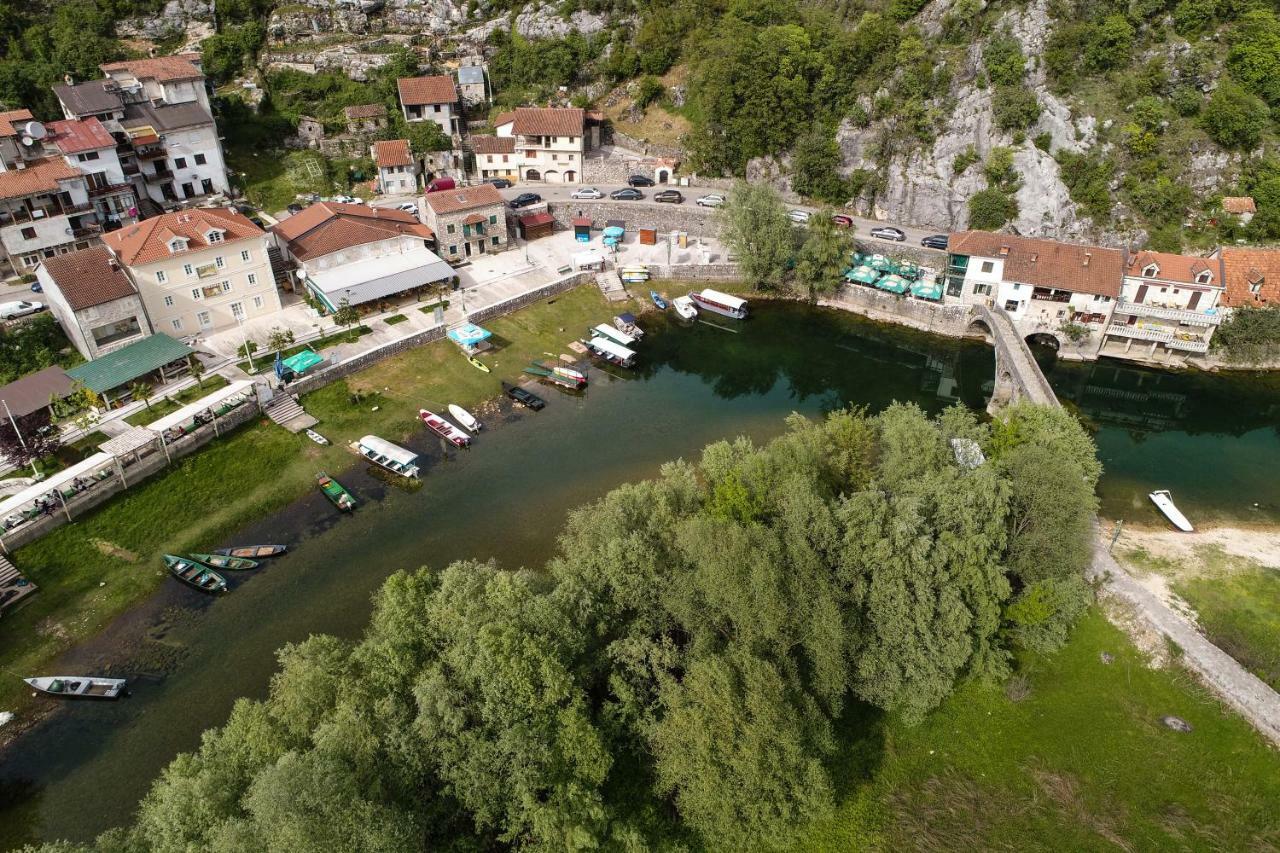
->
[[397, 75, 458, 137], [1100, 250, 1224, 363], [271, 202, 450, 311], [45, 117, 138, 230], [421, 183, 508, 263], [373, 140, 417, 194], [103, 208, 280, 336], [493, 107, 586, 183], [0, 157, 100, 272], [36, 245, 152, 359]]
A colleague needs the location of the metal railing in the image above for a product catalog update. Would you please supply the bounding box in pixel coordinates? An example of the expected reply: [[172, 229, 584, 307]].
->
[[1115, 299, 1221, 326], [1106, 324, 1173, 343]]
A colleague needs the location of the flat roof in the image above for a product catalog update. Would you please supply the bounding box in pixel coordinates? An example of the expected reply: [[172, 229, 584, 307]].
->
[[0, 452, 115, 519], [65, 334, 193, 393], [145, 379, 254, 433], [306, 247, 453, 309], [0, 367, 77, 418], [359, 435, 418, 466]]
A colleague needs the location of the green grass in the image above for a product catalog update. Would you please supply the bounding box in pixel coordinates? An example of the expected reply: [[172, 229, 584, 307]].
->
[[236, 327, 373, 374], [419, 300, 450, 314], [125, 377, 231, 426], [383, 314, 408, 325], [796, 610, 1280, 851], [0, 285, 611, 716]]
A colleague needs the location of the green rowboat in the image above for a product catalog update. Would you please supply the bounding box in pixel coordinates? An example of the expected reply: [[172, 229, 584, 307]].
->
[[317, 471, 356, 511], [189, 552, 259, 571], [164, 555, 228, 594]]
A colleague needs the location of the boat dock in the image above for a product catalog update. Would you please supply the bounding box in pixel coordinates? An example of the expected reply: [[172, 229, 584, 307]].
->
[[0, 554, 36, 615]]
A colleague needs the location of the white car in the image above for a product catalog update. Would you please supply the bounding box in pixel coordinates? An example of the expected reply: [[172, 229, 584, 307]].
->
[[0, 300, 44, 320], [788, 209, 811, 224], [696, 194, 725, 208], [395, 201, 420, 215], [571, 187, 604, 200], [332, 194, 363, 205]]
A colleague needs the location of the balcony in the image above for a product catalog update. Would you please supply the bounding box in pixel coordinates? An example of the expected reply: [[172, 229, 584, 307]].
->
[[1115, 300, 1221, 326], [136, 147, 168, 161], [87, 181, 133, 198], [1106, 324, 1172, 343], [0, 200, 92, 225], [1167, 336, 1210, 353]]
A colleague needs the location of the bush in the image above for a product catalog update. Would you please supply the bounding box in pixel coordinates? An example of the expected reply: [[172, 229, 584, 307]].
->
[[633, 75, 665, 109], [1212, 305, 1280, 363], [984, 32, 1027, 87], [953, 145, 980, 174], [968, 187, 1018, 230], [1173, 0, 1216, 36], [1201, 82, 1268, 149], [1056, 151, 1114, 222], [993, 85, 1042, 131], [1171, 86, 1203, 117]]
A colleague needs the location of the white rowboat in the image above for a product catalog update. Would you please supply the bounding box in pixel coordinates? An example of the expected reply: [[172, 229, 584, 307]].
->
[[448, 404, 482, 432], [1149, 490, 1194, 532], [25, 676, 127, 700], [305, 429, 329, 445]]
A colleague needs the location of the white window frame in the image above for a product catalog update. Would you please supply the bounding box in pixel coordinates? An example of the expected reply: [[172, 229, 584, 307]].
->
[[163, 295, 174, 307], [197, 310, 212, 329], [221, 281, 232, 293], [214, 255, 225, 269], [171, 318, 182, 331], [229, 301, 244, 321], [191, 288, 202, 301], [156, 270, 167, 284], [252, 295, 263, 309], [240, 249, 251, 262], [183, 263, 194, 277], [246, 273, 257, 286]]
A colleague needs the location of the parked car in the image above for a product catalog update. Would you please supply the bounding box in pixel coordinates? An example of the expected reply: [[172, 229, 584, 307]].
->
[[654, 189, 683, 204], [396, 201, 420, 215], [831, 213, 855, 228], [696, 194, 726, 208], [571, 186, 604, 200], [286, 203, 305, 215], [610, 187, 644, 201], [788, 209, 811, 224], [509, 192, 543, 209], [484, 178, 513, 189], [29, 282, 42, 293], [506, 385, 545, 410], [627, 175, 656, 187], [426, 176, 456, 193], [920, 233, 949, 250], [332, 194, 360, 204], [249, 215, 266, 228], [232, 202, 255, 217], [0, 300, 44, 320], [870, 226, 906, 242]]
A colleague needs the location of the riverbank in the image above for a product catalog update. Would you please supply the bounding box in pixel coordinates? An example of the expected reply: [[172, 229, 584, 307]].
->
[[0, 284, 615, 738]]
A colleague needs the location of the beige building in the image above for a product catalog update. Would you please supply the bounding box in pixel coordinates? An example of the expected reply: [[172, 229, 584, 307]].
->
[[397, 75, 458, 137], [493, 107, 585, 183], [373, 140, 417, 194], [469, 135, 517, 181], [422, 183, 508, 262], [103, 207, 280, 336]]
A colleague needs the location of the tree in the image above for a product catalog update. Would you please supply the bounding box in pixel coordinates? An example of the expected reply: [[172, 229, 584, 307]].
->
[[719, 182, 796, 290], [790, 127, 851, 205], [0, 406, 60, 472], [1201, 81, 1268, 150], [992, 85, 1041, 131], [997, 443, 1098, 585], [1226, 10, 1280, 104], [129, 380, 153, 411], [404, 119, 451, 154], [332, 298, 360, 339], [266, 326, 296, 356], [793, 209, 851, 302], [968, 187, 1018, 230], [188, 357, 206, 390]]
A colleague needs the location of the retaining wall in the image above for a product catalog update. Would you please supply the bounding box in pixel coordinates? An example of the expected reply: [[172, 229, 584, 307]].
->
[[466, 273, 594, 324], [546, 201, 719, 237], [287, 324, 447, 396], [648, 263, 739, 281], [820, 285, 974, 338]]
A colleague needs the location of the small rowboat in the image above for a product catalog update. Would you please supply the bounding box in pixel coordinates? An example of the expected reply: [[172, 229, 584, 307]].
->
[[305, 429, 330, 446], [25, 676, 127, 700], [214, 545, 286, 559], [1149, 490, 1194, 532], [318, 471, 356, 511], [467, 355, 491, 373], [650, 290, 668, 310], [419, 409, 471, 447], [189, 552, 258, 571], [525, 364, 586, 390], [672, 295, 697, 320], [165, 554, 227, 593], [448, 404, 482, 432]]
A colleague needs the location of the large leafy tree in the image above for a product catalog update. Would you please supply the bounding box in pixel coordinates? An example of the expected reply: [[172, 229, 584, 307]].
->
[[794, 208, 852, 302], [719, 182, 796, 290]]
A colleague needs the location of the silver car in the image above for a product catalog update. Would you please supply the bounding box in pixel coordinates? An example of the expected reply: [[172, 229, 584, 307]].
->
[[788, 209, 811, 224], [571, 187, 604, 200], [696, 194, 725, 207]]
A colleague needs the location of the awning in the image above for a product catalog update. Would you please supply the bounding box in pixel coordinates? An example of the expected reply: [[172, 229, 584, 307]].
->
[[876, 275, 909, 294], [0, 452, 115, 519], [910, 280, 943, 300], [463, 213, 487, 225], [845, 265, 879, 285], [282, 350, 324, 375], [602, 225, 624, 238], [0, 367, 77, 417], [305, 246, 453, 312], [447, 323, 492, 348], [144, 379, 255, 432], [521, 211, 554, 227], [65, 334, 193, 394]]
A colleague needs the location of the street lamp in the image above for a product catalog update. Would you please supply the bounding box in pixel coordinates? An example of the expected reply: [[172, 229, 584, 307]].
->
[[236, 315, 255, 372]]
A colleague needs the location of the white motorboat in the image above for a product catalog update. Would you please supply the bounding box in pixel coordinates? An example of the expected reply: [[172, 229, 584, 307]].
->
[[304, 429, 329, 445], [25, 675, 127, 700], [448, 404, 482, 432], [592, 323, 637, 347], [672, 295, 697, 320], [419, 409, 471, 448], [1149, 490, 1194, 532], [355, 435, 420, 478]]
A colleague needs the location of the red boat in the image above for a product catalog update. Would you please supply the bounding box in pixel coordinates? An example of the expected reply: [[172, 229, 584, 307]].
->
[[418, 409, 471, 447]]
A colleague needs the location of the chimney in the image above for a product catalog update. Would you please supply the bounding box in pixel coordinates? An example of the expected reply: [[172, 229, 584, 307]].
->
[[1030, 252, 1038, 264], [1083, 252, 1092, 267], [998, 245, 1011, 257]]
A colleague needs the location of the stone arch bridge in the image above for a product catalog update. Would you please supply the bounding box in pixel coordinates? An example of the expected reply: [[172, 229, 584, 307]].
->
[[966, 304, 1059, 413]]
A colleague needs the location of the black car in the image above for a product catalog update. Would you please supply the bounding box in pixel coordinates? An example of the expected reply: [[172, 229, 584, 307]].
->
[[920, 234, 949, 250], [654, 189, 683, 204], [627, 175, 656, 187], [485, 178, 513, 189], [509, 192, 542, 209], [286, 203, 305, 215], [233, 202, 255, 216], [610, 187, 644, 201], [506, 385, 545, 410]]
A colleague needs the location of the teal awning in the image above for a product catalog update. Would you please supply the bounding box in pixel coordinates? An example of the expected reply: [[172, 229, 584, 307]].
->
[[846, 265, 879, 285], [876, 275, 909, 294], [66, 334, 193, 393], [910, 280, 943, 300], [282, 350, 324, 374]]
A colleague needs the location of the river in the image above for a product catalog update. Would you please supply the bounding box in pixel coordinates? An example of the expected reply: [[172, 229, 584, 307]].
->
[[1, 302, 1277, 848]]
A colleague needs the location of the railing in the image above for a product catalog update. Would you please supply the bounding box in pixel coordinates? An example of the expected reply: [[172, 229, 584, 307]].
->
[[1167, 336, 1210, 352], [1115, 300, 1221, 326], [0, 201, 91, 224], [1106, 324, 1172, 343], [87, 181, 133, 198], [71, 224, 101, 238], [136, 147, 167, 161]]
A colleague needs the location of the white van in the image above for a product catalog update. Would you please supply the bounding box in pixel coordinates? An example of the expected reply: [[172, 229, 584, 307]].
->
[[0, 300, 44, 320]]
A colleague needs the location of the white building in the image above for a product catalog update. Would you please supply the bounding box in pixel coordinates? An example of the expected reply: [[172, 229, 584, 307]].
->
[[397, 75, 458, 137], [372, 140, 417, 194], [1101, 250, 1225, 362], [0, 156, 100, 272], [45, 118, 138, 230], [37, 244, 152, 359], [494, 107, 585, 183]]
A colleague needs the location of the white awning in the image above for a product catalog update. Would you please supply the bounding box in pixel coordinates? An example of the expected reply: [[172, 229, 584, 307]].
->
[[586, 336, 635, 361], [0, 452, 115, 518], [144, 379, 255, 433], [700, 288, 747, 310], [358, 435, 418, 466], [593, 324, 635, 346], [307, 247, 453, 310]]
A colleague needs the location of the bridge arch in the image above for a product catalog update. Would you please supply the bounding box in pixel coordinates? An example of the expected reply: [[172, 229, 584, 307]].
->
[[968, 305, 1059, 414], [1026, 331, 1063, 351]]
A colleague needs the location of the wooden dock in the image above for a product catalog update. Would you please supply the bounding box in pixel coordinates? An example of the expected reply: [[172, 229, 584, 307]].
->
[[0, 554, 37, 615]]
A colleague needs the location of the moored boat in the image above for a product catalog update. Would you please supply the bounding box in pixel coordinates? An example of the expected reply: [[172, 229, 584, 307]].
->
[[355, 435, 420, 478], [448, 403, 482, 432], [1149, 490, 1194, 532], [592, 323, 637, 347], [467, 355, 491, 373], [613, 312, 644, 338], [672, 295, 697, 320], [165, 554, 228, 593], [317, 471, 357, 511], [305, 429, 330, 446], [189, 552, 259, 571], [213, 545, 286, 559], [582, 335, 636, 368], [690, 288, 748, 319], [525, 364, 587, 390], [419, 409, 471, 447], [24, 676, 127, 700], [650, 290, 668, 310]]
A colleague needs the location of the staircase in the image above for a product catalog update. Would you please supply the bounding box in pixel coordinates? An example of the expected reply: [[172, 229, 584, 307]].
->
[[264, 393, 318, 433], [596, 271, 628, 302]]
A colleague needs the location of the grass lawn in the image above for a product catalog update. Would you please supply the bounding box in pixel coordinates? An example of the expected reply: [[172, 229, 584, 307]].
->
[[796, 610, 1280, 851], [0, 284, 611, 715], [125, 376, 231, 426], [384, 314, 408, 325], [236, 326, 373, 374]]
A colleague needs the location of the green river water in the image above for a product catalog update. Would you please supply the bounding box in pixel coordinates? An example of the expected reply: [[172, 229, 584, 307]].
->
[[1, 302, 1278, 848]]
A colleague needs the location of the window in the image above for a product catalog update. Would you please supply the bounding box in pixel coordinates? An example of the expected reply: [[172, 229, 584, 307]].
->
[[241, 249, 251, 262], [169, 239, 186, 254], [1250, 280, 1263, 294], [433, 104, 441, 113], [1003, 299, 1019, 311], [1172, 288, 1180, 294], [502, 154, 509, 163], [191, 288, 202, 301], [568, 154, 574, 161], [215, 255, 225, 268], [1197, 271, 1212, 283], [20, 227, 35, 239], [197, 310, 212, 328], [230, 302, 244, 320], [247, 273, 257, 286], [221, 281, 232, 292], [156, 270, 167, 284], [1143, 264, 1158, 277], [174, 157, 187, 169], [551, 153, 559, 161], [171, 318, 182, 331], [447, 224, 455, 234], [163, 295, 174, 307], [489, 215, 497, 224], [980, 261, 994, 273], [209, 232, 224, 245], [491, 236, 500, 246], [1159, 287, 1167, 293], [194, 153, 206, 166], [183, 263, 194, 277], [253, 295, 263, 309], [448, 244, 457, 255]]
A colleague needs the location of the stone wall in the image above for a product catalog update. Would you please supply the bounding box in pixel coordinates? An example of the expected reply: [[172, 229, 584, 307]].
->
[[582, 152, 678, 185], [819, 285, 974, 338], [609, 132, 684, 160], [648, 263, 739, 281], [466, 273, 594, 324], [546, 201, 719, 238], [288, 324, 448, 396]]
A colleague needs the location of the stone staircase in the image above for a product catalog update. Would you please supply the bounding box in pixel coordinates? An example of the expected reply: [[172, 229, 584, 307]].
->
[[596, 271, 628, 302], [264, 393, 318, 433]]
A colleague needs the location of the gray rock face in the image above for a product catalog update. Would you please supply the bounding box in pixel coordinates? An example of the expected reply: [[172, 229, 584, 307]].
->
[[118, 0, 214, 41], [265, 45, 398, 81], [464, 2, 609, 42], [1012, 146, 1079, 237]]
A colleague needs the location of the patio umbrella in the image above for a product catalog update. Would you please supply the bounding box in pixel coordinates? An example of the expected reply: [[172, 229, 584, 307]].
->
[[447, 323, 493, 349], [603, 225, 625, 239], [847, 265, 879, 285], [910, 280, 943, 300], [876, 275, 909, 294]]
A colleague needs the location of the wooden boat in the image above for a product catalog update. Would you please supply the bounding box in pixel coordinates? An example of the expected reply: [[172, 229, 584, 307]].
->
[[1149, 490, 1194, 532], [317, 471, 357, 511], [165, 554, 228, 593], [650, 290, 668, 310], [467, 355, 491, 373], [213, 545, 286, 559], [305, 429, 330, 446], [419, 409, 471, 447], [592, 323, 637, 347], [355, 435, 420, 478], [672, 295, 697, 320], [448, 403, 482, 432], [613, 312, 644, 338], [189, 552, 259, 571], [524, 364, 586, 390], [690, 288, 748, 319], [24, 675, 127, 700]]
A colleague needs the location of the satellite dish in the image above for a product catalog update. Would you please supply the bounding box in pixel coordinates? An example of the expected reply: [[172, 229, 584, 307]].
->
[[20, 137, 34, 146], [22, 121, 46, 140]]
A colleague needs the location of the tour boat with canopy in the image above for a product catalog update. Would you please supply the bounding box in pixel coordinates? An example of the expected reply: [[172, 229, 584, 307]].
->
[[690, 288, 748, 319], [583, 335, 636, 367], [356, 435, 421, 478], [592, 323, 637, 347]]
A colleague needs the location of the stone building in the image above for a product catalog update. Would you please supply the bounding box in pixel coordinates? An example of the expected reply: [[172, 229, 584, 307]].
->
[[456, 64, 488, 108], [37, 245, 153, 359], [422, 183, 508, 262], [344, 103, 388, 134]]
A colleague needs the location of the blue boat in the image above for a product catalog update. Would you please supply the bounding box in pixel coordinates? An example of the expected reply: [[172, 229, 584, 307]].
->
[[650, 290, 668, 310]]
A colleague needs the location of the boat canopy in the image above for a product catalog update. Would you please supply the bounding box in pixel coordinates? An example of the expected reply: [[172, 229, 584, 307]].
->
[[699, 289, 747, 310], [594, 323, 636, 346], [358, 435, 418, 467], [616, 312, 639, 325], [586, 336, 636, 362], [447, 323, 492, 348]]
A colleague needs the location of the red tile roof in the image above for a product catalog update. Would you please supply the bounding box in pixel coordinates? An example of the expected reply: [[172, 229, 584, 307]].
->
[[100, 56, 203, 83], [373, 139, 413, 168], [492, 111, 516, 128], [39, 245, 138, 311], [1222, 196, 1257, 215], [948, 231, 1124, 297], [397, 75, 457, 106], [344, 103, 387, 119], [271, 202, 432, 262], [1125, 250, 1220, 288], [104, 207, 264, 267], [46, 118, 115, 154], [510, 107, 584, 138], [1219, 247, 1280, 308], [423, 183, 504, 215], [0, 109, 34, 137], [0, 157, 84, 201], [470, 135, 514, 155]]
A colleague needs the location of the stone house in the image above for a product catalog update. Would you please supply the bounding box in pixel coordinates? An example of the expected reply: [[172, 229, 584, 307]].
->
[[373, 139, 417, 194], [422, 183, 508, 262], [344, 103, 388, 134], [1216, 246, 1280, 309], [494, 107, 585, 184], [36, 245, 153, 359], [397, 75, 458, 137], [1221, 196, 1256, 225], [296, 116, 325, 148], [456, 64, 488, 108]]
